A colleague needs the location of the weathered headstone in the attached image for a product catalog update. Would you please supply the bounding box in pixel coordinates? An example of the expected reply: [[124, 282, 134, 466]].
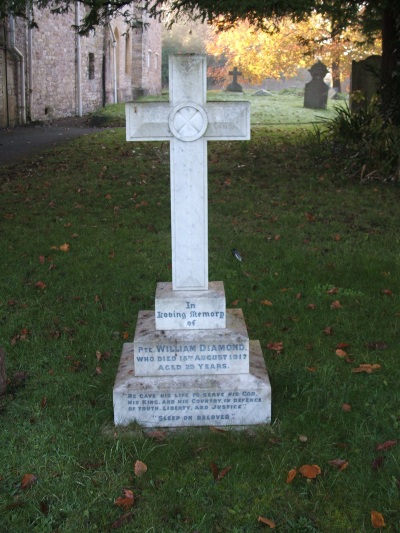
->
[[113, 55, 271, 428], [226, 67, 243, 92], [304, 61, 329, 109], [350, 55, 381, 114]]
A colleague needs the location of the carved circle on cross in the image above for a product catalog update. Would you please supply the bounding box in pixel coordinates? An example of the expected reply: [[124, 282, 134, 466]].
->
[[169, 103, 208, 142]]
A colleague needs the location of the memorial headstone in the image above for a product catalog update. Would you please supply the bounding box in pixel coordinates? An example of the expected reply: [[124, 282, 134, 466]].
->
[[350, 55, 381, 114], [226, 67, 243, 92], [304, 61, 329, 109], [113, 55, 271, 428]]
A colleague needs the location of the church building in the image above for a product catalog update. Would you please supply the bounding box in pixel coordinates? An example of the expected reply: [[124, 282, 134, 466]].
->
[[0, 4, 162, 127]]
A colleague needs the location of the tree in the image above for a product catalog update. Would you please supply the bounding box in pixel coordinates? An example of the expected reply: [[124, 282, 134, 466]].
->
[[206, 15, 381, 91], [1, 0, 398, 122]]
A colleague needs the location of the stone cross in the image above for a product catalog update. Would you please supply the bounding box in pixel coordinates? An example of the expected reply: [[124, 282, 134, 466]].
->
[[229, 67, 242, 84], [126, 55, 250, 291]]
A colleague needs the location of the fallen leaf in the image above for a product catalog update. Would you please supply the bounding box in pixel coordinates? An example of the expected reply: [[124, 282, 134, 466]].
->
[[328, 459, 349, 470], [366, 342, 388, 350], [323, 326, 333, 335], [299, 464, 321, 479], [209, 426, 228, 434], [41, 396, 47, 408], [307, 303, 317, 309], [306, 212, 315, 222], [382, 289, 393, 296], [210, 462, 231, 481], [306, 367, 317, 372], [326, 287, 339, 294], [372, 456, 385, 471], [35, 281, 47, 290], [286, 468, 297, 483], [267, 342, 283, 353], [371, 510, 386, 529], [134, 460, 147, 477], [145, 430, 167, 442], [342, 403, 352, 412], [333, 234, 341, 241], [258, 516, 276, 528], [110, 511, 134, 529], [337, 342, 350, 349], [39, 255, 46, 264], [352, 364, 381, 374], [21, 473, 37, 490], [59, 243, 70, 252], [336, 349, 347, 358], [331, 300, 343, 309], [375, 440, 397, 452], [231, 299, 239, 306], [261, 300, 273, 306], [114, 489, 134, 510]]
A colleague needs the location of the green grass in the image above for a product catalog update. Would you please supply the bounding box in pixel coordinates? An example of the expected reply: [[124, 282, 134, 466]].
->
[[90, 89, 346, 128], [1, 96, 400, 532]]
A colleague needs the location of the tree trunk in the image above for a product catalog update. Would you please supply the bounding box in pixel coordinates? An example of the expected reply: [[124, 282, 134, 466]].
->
[[331, 58, 341, 92], [0, 347, 6, 395], [381, 4, 400, 124]]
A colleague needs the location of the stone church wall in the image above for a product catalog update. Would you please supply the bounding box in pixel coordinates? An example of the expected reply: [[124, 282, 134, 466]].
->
[[0, 5, 161, 126]]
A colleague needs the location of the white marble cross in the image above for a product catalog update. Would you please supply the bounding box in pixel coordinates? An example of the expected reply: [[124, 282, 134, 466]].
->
[[126, 55, 250, 291]]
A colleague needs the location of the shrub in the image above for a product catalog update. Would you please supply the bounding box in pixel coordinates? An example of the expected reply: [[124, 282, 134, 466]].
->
[[310, 99, 400, 182]]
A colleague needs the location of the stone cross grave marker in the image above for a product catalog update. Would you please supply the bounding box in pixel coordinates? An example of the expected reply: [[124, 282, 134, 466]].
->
[[126, 55, 250, 291], [226, 66, 243, 92], [114, 55, 271, 428]]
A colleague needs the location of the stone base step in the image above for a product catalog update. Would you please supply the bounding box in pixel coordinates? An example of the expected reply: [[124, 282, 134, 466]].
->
[[113, 340, 271, 427]]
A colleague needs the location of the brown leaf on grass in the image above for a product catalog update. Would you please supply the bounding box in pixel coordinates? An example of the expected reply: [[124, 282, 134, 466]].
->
[[260, 300, 273, 306], [39, 255, 46, 264], [114, 489, 134, 510], [209, 426, 228, 434], [21, 474, 37, 490], [210, 462, 232, 482], [258, 516, 276, 528], [231, 299, 239, 306], [306, 367, 317, 372], [323, 326, 333, 335], [299, 464, 321, 479], [382, 289, 393, 296], [328, 459, 349, 470], [371, 510, 386, 529], [41, 396, 47, 408], [286, 469, 297, 483], [366, 342, 388, 350], [110, 512, 134, 529], [336, 349, 347, 358], [342, 403, 352, 412], [352, 364, 381, 374], [267, 342, 283, 353], [337, 342, 350, 349], [375, 440, 397, 452], [333, 234, 341, 241], [331, 300, 343, 309], [134, 460, 147, 477], [307, 303, 317, 309], [306, 212, 315, 222], [35, 281, 47, 290], [59, 243, 70, 252], [326, 287, 339, 295], [372, 456, 385, 471], [145, 430, 167, 442]]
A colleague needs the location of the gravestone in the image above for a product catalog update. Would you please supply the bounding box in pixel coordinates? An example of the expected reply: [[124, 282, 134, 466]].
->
[[304, 61, 329, 109], [226, 67, 243, 92], [350, 55, 381, 114], [113, 55, 271, 428]]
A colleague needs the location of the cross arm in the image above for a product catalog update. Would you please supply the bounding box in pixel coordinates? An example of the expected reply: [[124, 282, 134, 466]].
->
[[126, 102, 172, 141], [204, 101, 250, 141]]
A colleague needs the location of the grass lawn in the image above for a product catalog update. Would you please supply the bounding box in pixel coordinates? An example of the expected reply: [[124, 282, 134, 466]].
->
[[1, 92, 400, 532]]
